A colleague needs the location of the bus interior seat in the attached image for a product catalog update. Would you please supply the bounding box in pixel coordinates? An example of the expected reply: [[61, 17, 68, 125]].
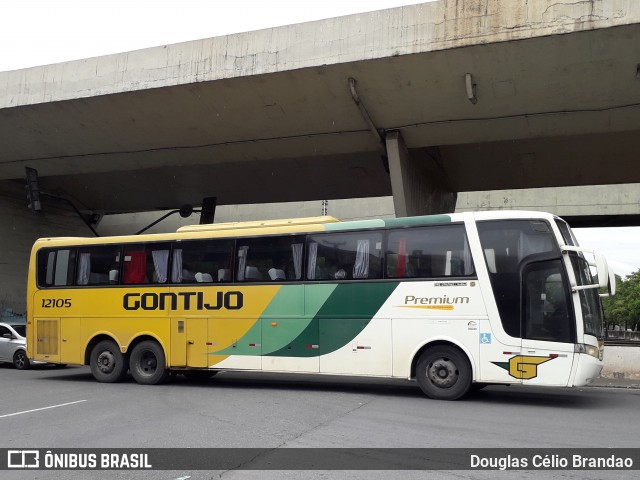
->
[[245, 266, 263, 280], [217, 269, 230, 282], [268, 268, 286, 281], [109, 269, 119, 284], [195, 272, 213, 283], [89, 272, 109, 284]]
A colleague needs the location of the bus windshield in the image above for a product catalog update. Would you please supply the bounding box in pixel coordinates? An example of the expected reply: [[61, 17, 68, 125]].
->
[[568, 253, 605, 338]]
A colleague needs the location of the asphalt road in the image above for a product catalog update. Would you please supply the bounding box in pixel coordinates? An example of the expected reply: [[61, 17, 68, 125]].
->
[[1, 363, 639, 480]]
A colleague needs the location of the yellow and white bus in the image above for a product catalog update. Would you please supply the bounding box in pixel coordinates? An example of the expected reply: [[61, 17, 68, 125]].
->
[[27, 211, 614, 400]]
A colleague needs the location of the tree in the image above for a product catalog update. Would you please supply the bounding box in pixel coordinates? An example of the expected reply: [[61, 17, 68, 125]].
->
[[602, 270, 640, 332]]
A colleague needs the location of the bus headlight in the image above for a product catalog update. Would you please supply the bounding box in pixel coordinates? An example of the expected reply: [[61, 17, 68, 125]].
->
[[575, 343, 600, 359]]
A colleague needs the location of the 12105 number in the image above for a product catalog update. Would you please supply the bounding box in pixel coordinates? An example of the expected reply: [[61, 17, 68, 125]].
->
[[41, 298, 72, 308]]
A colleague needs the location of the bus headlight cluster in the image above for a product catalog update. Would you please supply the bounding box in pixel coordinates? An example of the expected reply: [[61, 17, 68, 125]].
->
[[575, 343, 600, 359]]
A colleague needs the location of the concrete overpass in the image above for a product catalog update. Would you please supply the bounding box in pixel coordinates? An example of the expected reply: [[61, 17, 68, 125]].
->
[[2, 0, 640, 312], [1, 0, 640, 217]]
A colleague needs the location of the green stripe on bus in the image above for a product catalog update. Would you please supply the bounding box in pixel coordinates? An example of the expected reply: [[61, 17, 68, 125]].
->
[[315, 282, 399, 356], [266, 282, 399, 357], [383, 215, 451, 228]]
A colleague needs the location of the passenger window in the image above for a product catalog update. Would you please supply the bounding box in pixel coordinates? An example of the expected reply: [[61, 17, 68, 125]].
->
[[37, 249, 77, 287], [76, 246, 121, 285], [122, 243, 171, 284], [385, 225, 474, 279], [236, 235, 304, 282], [171, 239, 234, 284], [306, 232, 383, 281]]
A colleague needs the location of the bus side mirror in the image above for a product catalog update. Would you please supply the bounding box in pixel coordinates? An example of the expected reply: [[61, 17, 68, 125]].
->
[[561, 246, 614, 295], [598, 254, 616, 297], [594, 252, 609, 290]]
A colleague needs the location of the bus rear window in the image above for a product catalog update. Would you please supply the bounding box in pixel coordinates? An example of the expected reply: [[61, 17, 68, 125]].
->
[[37, 249, 77, 287]]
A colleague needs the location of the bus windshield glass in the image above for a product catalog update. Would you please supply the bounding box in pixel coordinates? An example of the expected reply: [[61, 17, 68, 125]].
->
[[568, 253, 605, 338]]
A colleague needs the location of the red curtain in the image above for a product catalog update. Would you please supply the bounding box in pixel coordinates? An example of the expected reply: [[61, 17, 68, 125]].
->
[[123, 251, 146, 284], [397, 238, 407, 277]]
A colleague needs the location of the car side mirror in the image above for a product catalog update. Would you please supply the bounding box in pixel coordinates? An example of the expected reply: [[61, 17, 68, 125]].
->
[[2, 333, 13, 339]]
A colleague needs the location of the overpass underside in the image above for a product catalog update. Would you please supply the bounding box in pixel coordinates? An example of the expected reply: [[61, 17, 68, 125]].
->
[[1, 0, 639, 219]]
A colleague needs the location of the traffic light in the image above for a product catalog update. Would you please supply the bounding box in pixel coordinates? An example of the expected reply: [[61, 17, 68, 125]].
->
[[199, 197, 217, 224], [25, 167, 42, 212]]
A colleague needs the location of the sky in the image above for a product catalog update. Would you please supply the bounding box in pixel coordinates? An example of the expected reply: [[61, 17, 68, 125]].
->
[[1, 0, 638, 278]]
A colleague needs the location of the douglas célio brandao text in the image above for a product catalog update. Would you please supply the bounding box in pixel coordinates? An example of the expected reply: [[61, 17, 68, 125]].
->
[[470, 453, 634, 470]]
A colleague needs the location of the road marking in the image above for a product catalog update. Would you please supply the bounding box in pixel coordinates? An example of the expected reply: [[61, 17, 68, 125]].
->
[[0, 400, 87, 419]]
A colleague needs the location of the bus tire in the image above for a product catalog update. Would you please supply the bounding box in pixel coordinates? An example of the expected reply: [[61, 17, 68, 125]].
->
[[129, 340, 169, 385], [416, 346, 471, 400], [90, 340, 127, 383], [13, 350, 30, 370]]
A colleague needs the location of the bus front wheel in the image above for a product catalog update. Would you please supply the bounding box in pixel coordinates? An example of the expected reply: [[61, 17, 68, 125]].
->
[[129, 340, 169, 385], [416, 346, 471, 400], [90, 340, 128, 383]]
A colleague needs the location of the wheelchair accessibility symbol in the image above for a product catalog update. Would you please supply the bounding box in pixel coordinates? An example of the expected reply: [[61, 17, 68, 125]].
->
[[480, 333, 492, 344]]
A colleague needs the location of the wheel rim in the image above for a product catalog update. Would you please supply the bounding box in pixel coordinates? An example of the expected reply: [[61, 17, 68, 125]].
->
[[97, 350, 116, 374], [138, 349, 158, 377], [15, 352, 26, 368], [427, 357, 459, 388]]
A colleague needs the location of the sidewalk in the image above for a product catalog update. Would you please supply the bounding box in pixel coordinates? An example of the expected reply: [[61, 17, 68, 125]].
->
[[589, 377, 640, 389]]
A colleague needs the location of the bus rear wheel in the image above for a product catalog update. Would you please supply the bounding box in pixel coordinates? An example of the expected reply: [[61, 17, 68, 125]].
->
[[416, 346, 471, 400], [129, 340, 169, 385], [90, 340, 127, 383]]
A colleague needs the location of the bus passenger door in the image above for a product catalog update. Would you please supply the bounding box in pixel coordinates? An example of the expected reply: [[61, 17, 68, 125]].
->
[[520, 260, 575, 386], [186, 318, 208, 368]]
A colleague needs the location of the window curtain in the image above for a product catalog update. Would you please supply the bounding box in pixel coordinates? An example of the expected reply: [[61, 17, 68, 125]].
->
[[518, 232, 553, 261], [291, 243, 303, 280], [237, 246, 248, 281], [397, 238, 407, 277], [77, 253, 91, 285], [306, 242, 318, 280], [152, 250, 169, 283], [123, 251, 147, 284], [463, 238, 473, 275], [353, 239, 370, 279], [171, 249, 183, 283]]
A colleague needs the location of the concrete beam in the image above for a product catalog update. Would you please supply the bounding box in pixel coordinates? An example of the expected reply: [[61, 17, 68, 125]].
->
[[456, 184, 640, 226], [385, 131, 456, 216]]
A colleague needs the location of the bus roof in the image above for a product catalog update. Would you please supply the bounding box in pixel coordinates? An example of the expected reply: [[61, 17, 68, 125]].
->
[[176, 216, 340, 232], [32, 211, 560, 248]]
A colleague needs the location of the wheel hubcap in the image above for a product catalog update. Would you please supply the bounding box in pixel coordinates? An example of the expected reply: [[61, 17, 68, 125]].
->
[[139, 351, 157, 375], [427, 357, 459, 388], [15, 353, 25, 368], [97, 351, 115, 374]]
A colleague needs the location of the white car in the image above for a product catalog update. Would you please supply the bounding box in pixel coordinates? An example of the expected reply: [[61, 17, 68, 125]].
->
[[0, 322, 31, 369]]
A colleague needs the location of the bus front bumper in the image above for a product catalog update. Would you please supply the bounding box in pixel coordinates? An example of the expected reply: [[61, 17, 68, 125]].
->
[[571, 353, 604, 387]]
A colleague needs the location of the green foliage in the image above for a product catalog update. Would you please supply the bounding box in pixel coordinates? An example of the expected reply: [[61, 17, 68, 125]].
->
[[602, 270, 640, 331]]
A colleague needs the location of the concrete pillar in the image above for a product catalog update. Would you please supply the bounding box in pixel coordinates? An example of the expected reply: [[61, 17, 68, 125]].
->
[[0, 181, 89, 313], [385, 130, 457, 217]]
